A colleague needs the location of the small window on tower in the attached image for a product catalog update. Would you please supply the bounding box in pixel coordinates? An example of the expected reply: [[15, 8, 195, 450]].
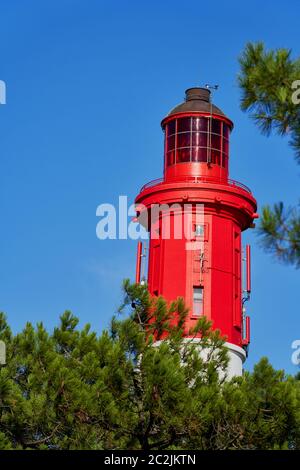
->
[[193, 287, 203, 316], [194, 224, 205, 237]]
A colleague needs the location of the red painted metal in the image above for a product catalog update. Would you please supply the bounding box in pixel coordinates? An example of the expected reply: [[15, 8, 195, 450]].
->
[[135, 241, 143, 284], [135, 89, 257, 348], [246, 244, 251, 293], [242, 316, 250, 345], [140, 175, 252, 194], [161, 112, 234, 130]]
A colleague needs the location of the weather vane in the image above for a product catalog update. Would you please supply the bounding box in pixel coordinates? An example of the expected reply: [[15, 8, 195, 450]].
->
[[204, 83, 219, 91]]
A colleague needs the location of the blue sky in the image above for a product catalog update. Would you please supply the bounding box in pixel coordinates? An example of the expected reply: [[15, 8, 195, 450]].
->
[[0, 0, 299, 374]]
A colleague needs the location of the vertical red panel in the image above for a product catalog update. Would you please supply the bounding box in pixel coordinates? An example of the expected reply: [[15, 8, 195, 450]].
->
[[246, 316, 250, 344], [242, 316, 250, 345], [135, 241, 142, 284], [152, 243, 161, 293], [246, 245, 251, 293]]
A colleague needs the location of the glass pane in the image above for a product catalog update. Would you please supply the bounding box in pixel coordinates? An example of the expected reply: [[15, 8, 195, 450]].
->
[[194, 224, 204, 237], [211, 119, 221, 135], [177, 117, 191, 133], [192, 117, 208, 132], [167, 120, 176, 136], [194, 302, 202, 316], [167, 150, 175, 166], [177, 148, 190, 163], [192, 132, 207, 147], [222, 154, 228, 168], [191, 147, 207, 162], [223, 124, 229, 140], [211, 133, 221, 150], [177, 132, 190, 149], [167, 134, 176, 151], [222, 137, 229, 156], [193, 287, 203, 316], [211, 149, 221, 166]]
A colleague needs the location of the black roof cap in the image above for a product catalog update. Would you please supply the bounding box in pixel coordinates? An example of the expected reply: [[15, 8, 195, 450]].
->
[[166, 87, 227, 119]]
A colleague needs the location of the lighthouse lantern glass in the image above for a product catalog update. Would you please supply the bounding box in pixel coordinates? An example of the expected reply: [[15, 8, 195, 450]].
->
[[165, 117, 230, 168]]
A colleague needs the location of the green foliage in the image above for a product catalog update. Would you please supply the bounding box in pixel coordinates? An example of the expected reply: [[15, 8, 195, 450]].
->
[[238, 42, 300, 267], [0, 283, 300, 450], [258, 202, 300, 268], [238, 42, 300, 159]]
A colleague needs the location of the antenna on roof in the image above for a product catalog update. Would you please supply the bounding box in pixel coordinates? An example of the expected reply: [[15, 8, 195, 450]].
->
[[204, 84, 219, 91]]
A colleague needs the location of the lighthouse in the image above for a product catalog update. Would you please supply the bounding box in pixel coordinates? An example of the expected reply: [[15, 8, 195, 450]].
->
[[134, 87, 258, 377]]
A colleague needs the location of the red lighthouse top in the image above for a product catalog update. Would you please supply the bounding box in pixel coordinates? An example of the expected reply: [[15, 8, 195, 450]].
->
[[161, 87, 233, 184]]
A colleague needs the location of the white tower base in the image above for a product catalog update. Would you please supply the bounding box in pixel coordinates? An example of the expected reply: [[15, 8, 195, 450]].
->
[[191, 339, 247, 380], [223, 342, 247, 379], [154, 339, 247, 379]]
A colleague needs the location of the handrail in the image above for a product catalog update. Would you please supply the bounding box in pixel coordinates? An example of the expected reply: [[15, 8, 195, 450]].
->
[[140, 176, 251, 194], [140, 175, 251, 194]]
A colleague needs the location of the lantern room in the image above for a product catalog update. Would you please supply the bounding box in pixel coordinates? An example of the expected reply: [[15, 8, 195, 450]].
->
[[161, 87, 233, 182]]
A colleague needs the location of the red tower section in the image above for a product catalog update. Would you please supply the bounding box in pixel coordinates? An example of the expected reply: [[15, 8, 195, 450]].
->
[[135, 87, 257, 371]]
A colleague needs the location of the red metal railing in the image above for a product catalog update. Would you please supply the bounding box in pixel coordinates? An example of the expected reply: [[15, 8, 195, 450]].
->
[[140, 175, 252, 194]]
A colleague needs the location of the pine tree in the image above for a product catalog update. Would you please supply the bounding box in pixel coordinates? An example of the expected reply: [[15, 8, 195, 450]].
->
[[238, 42, 300, 268], [0, 283, 300, 450]]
